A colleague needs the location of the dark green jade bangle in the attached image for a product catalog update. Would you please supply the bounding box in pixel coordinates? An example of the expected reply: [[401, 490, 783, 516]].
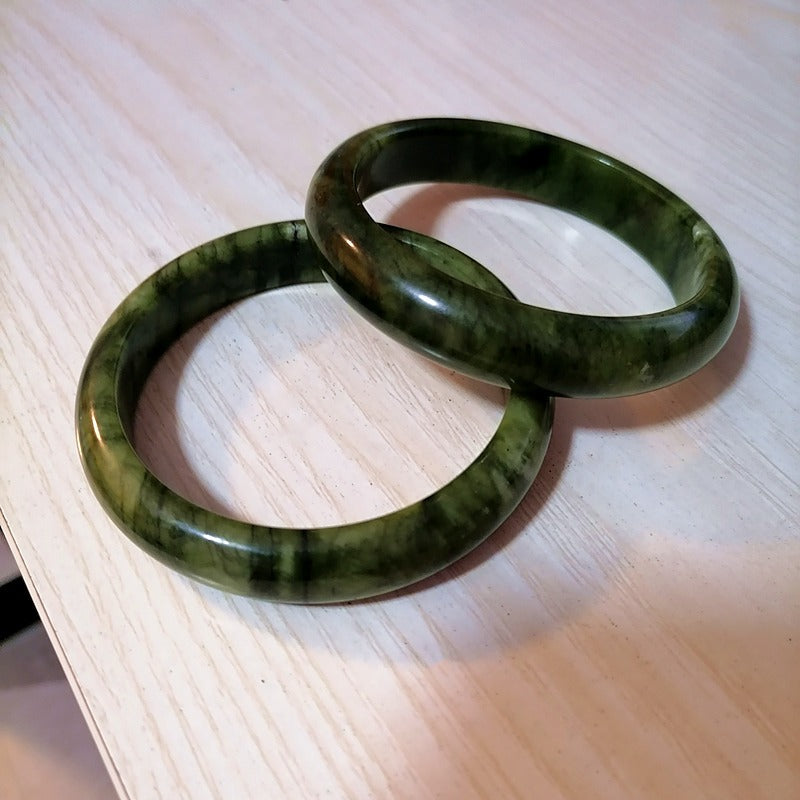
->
[[306, 118, 739, 397], [76, 221, 553, 603]]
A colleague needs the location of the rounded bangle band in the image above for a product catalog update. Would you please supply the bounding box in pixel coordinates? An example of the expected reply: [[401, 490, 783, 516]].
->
[[306, 118, 739, 398], [76, 221, 553, 603]]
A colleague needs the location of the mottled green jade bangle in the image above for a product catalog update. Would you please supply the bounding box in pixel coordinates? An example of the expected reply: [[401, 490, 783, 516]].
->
[[306, 118, 739, 397], [76, 221, 553, 603]]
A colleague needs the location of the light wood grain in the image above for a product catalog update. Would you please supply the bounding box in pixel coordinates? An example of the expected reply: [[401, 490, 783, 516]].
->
[[1, 1, 798, 798]]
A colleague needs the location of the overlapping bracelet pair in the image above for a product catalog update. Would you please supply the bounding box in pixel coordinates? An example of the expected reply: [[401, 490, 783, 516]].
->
[[77, 119, 739, 603]]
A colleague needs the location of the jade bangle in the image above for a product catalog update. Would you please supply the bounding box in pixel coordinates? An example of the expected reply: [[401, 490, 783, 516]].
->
[[306, 118, 740, 397], [76, 221, 553, 603]]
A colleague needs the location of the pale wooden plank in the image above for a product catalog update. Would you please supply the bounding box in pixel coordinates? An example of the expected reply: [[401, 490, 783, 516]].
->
[[1, 1, 797, 799]]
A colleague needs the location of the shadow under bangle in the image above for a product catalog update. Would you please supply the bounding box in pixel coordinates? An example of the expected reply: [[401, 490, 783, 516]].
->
[[76, 220, 553, 604], [306, 118, 740, 398]]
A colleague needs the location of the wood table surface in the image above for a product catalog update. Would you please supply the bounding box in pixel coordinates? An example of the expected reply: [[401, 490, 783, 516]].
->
[[2, 1, 798, 798]]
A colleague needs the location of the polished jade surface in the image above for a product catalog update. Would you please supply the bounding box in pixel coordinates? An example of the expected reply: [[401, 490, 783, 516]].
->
[[76, 221, 553, 603], [306, 118, 739, 397]]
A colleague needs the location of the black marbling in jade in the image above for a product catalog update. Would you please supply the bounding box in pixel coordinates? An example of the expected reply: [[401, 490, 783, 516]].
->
[[305, 118, 740, 398], [76, 221, 553, 603]]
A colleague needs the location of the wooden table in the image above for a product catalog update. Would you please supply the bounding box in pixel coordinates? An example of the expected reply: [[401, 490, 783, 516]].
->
[[2, 1, 798, 798]]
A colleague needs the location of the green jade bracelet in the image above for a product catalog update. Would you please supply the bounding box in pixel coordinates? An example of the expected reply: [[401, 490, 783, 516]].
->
[[306, 118, 739, 397], [76, 221, 553, 603]]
